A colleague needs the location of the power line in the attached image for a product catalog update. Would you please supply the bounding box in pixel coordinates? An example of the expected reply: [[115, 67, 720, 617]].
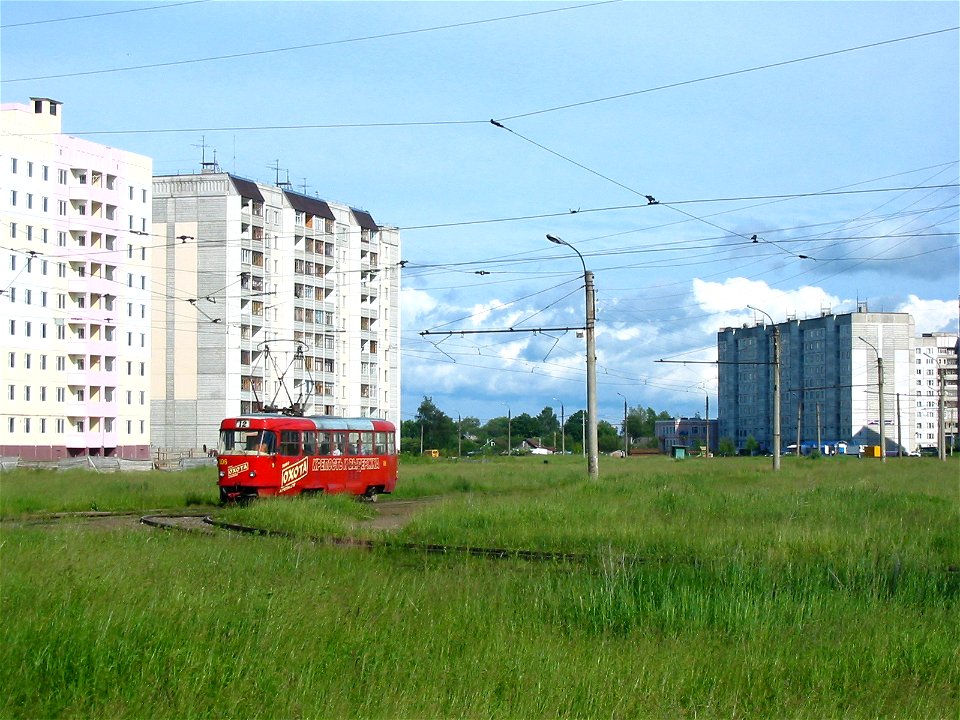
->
[[398, 185, 959, 231], [0, 0, 211, 29], [2, 1, 618, 83], [496, 26, 960, 121]]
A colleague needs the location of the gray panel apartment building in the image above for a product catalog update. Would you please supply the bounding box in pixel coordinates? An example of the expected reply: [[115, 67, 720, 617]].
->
[[717, 307, 918, 454], [151, 171, 400, 451]]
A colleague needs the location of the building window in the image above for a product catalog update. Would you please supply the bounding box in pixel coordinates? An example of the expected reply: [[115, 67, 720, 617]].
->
[[10, 190, 17, 206], [10, 158, 17, 173]]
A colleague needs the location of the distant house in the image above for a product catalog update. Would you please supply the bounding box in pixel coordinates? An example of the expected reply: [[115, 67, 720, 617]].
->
[[654, 418, 718, 455], [520, 438, 554, 455]]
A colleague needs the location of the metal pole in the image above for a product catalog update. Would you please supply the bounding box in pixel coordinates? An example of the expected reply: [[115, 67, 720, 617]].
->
[[896, 393, 902, 457], [705, 395, 710, 457], [749, 306, 781, 471], [939, 368, 946, 462], [879, 354, 886, 463], [796, 394, 802, 457], [816, 403, 822, 454], [585, 270, 599, 478], [773, 326, 781, 470], [859, 336, 886, 463], [617, 392, 627, 457], [547, 234, 599, 479]]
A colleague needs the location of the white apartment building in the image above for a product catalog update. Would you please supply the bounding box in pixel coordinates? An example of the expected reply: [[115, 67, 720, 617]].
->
[[0, 98, 153, 460], [717, 306, 919, 455], [913, 333, 959, 452], [151, 171, 401, 451]]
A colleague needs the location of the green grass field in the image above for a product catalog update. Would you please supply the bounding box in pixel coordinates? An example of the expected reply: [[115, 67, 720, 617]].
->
[[1, 456, 957, 718]]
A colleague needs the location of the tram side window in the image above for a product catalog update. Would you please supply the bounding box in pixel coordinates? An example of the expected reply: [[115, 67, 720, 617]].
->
[[331, 432, 347, 456], [318, 431, 331, 455], [346, 432, 362, 455], [374, 432, 396, 455], [279, 431, 301, 456], [303, 431, 318, 455], [360, 432, 374, 455]]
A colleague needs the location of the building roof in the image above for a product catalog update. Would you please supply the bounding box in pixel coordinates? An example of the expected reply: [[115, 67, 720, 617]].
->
[[283, 190, 336, 220], [351, 208, 379, 230], [229, 175, 264, 203]]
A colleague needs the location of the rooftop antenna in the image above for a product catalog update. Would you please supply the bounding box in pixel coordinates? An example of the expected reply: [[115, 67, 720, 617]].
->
[[194, 136, 220, 173]]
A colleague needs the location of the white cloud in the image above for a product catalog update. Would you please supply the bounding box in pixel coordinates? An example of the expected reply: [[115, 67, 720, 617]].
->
[[691, 277, 847, 329], [898, 295, 959, 333], [401, 288, 439, 324]]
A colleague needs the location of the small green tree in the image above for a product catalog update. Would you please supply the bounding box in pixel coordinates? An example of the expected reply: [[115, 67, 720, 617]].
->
[[718, 438, 736, 457], [745, 435, 760, 456]]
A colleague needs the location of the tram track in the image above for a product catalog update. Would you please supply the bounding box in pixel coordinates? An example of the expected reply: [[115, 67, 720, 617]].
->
[[139, 510, 586, 563]]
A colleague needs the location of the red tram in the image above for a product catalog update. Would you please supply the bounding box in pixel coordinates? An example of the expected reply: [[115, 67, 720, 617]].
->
[[217, 415, 397, 503]]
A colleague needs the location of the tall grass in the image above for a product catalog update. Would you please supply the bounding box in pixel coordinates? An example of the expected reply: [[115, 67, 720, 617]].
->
[[2, 524, 955, 718], [0, 467, 217, 517], [1, 455, 957, 718]]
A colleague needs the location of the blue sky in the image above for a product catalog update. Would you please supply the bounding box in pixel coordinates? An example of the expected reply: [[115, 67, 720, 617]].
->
[[2, 1, 958, 427]]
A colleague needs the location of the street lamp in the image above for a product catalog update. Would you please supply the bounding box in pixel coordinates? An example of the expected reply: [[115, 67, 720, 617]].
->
[[501, 402, 512, 457], [547, 234, 599, 479], [859, 336, 886, 463], [553, 397, 565, 456], [747, 305, 781, 471], [617, 392, 628, 457]]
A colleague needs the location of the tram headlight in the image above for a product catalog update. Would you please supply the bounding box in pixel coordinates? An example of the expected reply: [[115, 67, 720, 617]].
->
[[218, 470, 225, 478], [249, 470, 257, 478]]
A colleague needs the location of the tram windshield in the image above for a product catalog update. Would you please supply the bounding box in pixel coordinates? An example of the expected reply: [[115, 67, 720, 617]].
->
[[219, 429, 278, 456]]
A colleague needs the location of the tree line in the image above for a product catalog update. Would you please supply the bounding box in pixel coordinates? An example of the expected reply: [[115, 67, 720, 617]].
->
[[400, 396, 675, 456]]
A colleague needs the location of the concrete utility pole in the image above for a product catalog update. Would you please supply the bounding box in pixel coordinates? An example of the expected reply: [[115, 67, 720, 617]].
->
[[796, 394, 802, 457], [939, 367, 947, 462], [860, 336, 886, 463], [554, 398, 565, 456], [749, 306, 781, 471], [705, 395, 710, 457], [617, 392, 628, 457], [547, 234, 599, 479]]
